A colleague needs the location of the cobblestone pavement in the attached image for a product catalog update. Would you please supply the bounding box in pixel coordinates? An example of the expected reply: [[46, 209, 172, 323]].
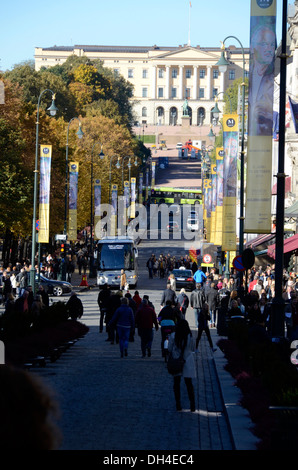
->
[[0, 234, 259, 454], [29, 245, 259, 452], [33, 292, 234, 451]]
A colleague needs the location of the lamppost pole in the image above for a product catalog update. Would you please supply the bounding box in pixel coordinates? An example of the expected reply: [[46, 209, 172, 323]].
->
[[271, 0, 288, 339], [64, 118, 83, 236], [121, 156, 131, 192], [90, 142, 104, 268], [30, 89, 57, 294], [109, 155, 121, 204]]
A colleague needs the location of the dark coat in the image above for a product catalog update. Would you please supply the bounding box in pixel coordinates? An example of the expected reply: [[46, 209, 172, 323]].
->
[[160, 288, 177, 306], [206, 287, 219, 311], [66, 294, 83, 320]]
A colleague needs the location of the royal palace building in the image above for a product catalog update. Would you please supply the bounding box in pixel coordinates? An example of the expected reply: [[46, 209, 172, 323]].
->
[[35, 43, 249, 127]]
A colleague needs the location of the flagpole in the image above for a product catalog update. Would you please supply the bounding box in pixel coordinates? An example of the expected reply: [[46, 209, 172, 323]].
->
[[188, 1, 191, 46]]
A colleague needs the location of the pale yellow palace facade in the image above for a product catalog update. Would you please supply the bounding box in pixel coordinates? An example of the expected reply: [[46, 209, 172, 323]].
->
[[35, 44, 249, 127]]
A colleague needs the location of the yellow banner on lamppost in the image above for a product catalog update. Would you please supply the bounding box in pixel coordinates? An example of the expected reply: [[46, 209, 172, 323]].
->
[[210, 163, 217, 244], [204, 178, 212, 243], [38, 145, 52, 243]]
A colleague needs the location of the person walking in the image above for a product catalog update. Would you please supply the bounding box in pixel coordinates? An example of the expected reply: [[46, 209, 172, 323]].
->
[[120, 269, 127, 291], [177, 288, 189, 319], [135, 298, 159, 357], [66, 292, 84, 320], [169, 273, 176, 292], [105, 291, 122, 344], [190, 283, 206, 327], [146, 255, 154, 279], [109, 297, 135, 357], [168, 319, 196, 412], [205, 282, 219, 327], [97, 284, 111, 333], [196, 303, 217, 352], [193, 266, 206, 285], [160, 283, 177, 309]]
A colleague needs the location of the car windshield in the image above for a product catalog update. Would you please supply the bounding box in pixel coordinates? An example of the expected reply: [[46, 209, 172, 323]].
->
[[98, 243, 134, 270], [172, 270, 192, 278]]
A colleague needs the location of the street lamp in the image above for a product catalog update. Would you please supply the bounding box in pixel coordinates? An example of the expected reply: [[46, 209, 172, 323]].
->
[[212, 92, 233, 120], [90, 142, 104, 276], [121, 156, 132, 192], [109, 155, 121, 204], [30, 89, 58, 294], [64, 118, 84, 236], [216, 37, 246, 269], [207, 125, 216, 143]]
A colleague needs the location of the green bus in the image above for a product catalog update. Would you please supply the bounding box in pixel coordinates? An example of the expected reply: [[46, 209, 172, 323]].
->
[[150, 186, 202, 205]]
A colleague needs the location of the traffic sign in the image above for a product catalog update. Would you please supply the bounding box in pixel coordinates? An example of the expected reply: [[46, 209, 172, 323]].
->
[[203, 254, 212, 264], [232, 255, 245, 271], [241, 248, 255, 269]]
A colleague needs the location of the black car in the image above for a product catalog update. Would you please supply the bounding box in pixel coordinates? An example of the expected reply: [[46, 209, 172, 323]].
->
[[38, 275, 72, 296], [168, 268, 195, 291], [27, 273, 72, 296]]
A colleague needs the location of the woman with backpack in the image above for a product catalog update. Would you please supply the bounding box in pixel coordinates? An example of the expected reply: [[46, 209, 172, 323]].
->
[[168, 319, 196, 412]]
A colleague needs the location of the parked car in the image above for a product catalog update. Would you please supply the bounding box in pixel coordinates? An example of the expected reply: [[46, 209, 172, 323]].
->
[[27, 273, 72, 296], [168, 267, 195, 291], [176, 142, 183, 149], [167, 220, 179, 232]]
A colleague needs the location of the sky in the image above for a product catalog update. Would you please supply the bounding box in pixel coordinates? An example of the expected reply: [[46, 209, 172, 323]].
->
[[0, 0, 289, 72]]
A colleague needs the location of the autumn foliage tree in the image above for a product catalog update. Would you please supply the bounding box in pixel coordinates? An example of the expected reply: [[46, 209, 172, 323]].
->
[[0, 56, 148, 264]]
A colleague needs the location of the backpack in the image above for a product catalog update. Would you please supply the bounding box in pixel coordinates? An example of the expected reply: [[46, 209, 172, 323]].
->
[[167, 351, 185, 375], [180, 295, 187, 312]]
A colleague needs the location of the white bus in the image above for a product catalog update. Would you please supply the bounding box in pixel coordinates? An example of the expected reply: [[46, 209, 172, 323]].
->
[[96, 237, 138, 289]]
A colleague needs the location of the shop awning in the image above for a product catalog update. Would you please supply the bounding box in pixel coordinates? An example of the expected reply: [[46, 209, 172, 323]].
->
[[285, 200, 298, 218], [246, 232, 275, 249], [267, 233, 298, 259], [271, 176, 291, 195]]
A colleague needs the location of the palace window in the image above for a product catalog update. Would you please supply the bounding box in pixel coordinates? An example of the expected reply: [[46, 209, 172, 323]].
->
[[229, 69, 235, 80]]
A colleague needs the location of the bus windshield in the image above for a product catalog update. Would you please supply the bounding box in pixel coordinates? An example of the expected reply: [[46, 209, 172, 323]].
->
[[98, 243, 134, 271]]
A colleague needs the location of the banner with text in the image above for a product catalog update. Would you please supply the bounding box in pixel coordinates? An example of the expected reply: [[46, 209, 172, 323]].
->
[[222, 115, 238, 251], [38, 144, 52, 243], [210, 163, 217, 244], [94, 178, 101, 240], [245, 0, 276, 233], [214, 147, 224, 246], [68, 162, 79, 241]]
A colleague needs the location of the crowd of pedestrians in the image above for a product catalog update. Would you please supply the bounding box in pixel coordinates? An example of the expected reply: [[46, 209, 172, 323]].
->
[[146, 252, 197, 279]]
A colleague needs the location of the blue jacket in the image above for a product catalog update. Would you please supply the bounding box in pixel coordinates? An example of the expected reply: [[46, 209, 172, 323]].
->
[[110, 305, 135, 329], [193, 269, 206, 284]]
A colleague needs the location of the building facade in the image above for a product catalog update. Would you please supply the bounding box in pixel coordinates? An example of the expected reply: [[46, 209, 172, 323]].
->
[[35, 44, 249, 126]]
